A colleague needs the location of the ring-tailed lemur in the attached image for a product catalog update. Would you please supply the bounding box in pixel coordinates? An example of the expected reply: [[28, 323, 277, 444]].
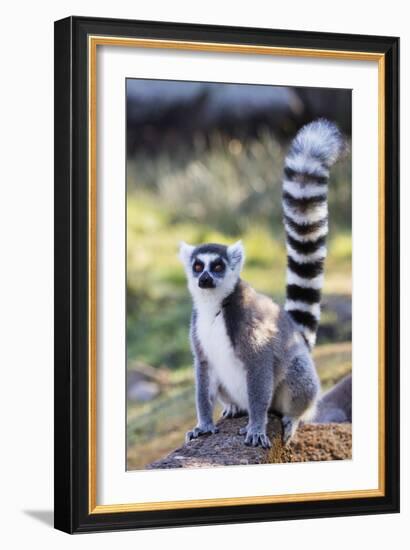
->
[[179, 119, 343, 448]]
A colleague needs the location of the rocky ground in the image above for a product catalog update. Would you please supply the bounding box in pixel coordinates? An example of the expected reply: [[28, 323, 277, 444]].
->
[[146, 415, 352, 469]]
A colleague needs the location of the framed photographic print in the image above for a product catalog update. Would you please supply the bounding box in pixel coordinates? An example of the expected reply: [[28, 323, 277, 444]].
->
[[54, 16, 400, 533]]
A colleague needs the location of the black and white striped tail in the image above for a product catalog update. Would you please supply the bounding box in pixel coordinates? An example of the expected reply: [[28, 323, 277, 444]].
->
[[283, 119, 343, 349]]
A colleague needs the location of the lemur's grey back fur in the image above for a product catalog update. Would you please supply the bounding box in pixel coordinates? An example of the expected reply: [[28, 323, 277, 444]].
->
[[283, 119, 344, 348], [180, 119, 344, 449]]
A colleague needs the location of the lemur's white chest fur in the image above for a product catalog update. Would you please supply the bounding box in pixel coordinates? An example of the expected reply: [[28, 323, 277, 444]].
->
[[196, 303, 249, 411]]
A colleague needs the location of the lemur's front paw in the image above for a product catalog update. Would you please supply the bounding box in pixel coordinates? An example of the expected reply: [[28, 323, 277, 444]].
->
[[240, 425, 271, 449], [221, 403, 246, 419], [185, 422, 219, 443]]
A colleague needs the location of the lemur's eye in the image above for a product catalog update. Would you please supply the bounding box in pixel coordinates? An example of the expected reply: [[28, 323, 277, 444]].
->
[[193, 261, 204, 273], [212, 261, 225, 273]]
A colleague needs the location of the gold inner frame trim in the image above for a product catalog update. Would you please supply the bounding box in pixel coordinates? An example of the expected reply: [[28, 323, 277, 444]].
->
[[88, 35, 386, 514]]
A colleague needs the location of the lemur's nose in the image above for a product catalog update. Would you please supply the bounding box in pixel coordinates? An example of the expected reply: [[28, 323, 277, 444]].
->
[[198, 271, 215, 289]]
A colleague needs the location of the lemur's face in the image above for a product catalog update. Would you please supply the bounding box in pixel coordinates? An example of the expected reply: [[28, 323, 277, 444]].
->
[[179, 241, 245, 300]]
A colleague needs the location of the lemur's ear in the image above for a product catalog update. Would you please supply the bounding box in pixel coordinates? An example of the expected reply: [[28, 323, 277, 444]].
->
[[227, 240, 245, 272], [178, 241, 195, 265]]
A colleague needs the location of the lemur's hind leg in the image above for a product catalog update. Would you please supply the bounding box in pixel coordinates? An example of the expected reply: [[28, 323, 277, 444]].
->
[[218, 389, 247, 419], [281, 415, 299, 443], [221, 403, 246, 419], [273, 355, 320, 445]]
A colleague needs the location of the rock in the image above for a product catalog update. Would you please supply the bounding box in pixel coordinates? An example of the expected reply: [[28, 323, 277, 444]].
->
[[127, 379, 160, 402], [127, 369, 160, 402], [314, 374, 352, 423], [146, 415, 352, 469]]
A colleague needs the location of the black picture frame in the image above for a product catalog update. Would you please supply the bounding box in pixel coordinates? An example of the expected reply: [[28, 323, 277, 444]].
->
[[54, 15, 400, 534]]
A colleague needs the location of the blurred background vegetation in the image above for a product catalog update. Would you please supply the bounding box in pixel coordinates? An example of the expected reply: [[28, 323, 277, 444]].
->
[[126, 80, 352, 470]]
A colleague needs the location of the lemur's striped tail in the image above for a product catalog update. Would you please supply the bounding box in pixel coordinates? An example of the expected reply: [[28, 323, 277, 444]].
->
[[283, 119, 343, 349]]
